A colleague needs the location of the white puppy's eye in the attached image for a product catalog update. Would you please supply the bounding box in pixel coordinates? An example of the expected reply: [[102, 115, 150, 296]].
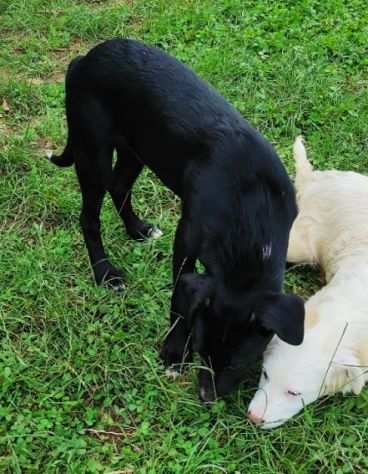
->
[[263, 370, 269, 380], [287, 390, 301, 397]]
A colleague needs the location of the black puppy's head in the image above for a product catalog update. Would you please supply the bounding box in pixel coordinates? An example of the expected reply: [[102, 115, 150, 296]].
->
[[180, 273, 305, 402]]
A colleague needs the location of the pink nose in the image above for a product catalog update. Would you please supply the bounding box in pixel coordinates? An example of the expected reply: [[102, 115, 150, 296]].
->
[[247, 410, 263, 425]]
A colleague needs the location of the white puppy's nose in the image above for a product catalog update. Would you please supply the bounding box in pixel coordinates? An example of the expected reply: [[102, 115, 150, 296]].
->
[[247, 410, 263, 425]]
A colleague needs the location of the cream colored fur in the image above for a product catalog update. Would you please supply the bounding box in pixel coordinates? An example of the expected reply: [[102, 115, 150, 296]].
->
[[248, 136, 368, 429]]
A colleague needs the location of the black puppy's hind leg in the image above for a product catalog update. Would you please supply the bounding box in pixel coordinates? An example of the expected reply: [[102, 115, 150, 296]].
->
[[110, 144, 162, 240], [76, 144, 124, 290]]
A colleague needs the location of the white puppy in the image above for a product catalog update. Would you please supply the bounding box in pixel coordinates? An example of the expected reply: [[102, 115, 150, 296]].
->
[[248, 137, 368, 429]]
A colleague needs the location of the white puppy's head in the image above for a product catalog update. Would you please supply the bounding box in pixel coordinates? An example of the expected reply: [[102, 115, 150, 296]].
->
[[248, 306, 367, 429]]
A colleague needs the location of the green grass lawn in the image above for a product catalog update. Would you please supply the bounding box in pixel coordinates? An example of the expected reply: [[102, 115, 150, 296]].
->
[[1, 0, 368, 472]]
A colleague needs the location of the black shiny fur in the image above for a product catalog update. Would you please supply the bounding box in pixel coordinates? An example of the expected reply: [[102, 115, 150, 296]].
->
[[50, 39, 304, 400]]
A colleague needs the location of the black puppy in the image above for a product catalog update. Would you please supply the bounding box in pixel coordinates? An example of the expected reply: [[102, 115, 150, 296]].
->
[[50, 39, 304, 401]]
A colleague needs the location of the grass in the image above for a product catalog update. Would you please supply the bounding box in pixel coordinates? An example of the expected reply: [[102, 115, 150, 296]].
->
[[1, 0, 368, 472]]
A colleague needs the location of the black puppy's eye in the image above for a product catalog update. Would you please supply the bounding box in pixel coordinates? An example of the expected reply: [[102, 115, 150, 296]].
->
[[263, 370, 269, 380]]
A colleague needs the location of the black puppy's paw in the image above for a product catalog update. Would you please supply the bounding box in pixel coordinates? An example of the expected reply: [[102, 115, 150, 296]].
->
[[164, 367, 181, 380], [94, 263, 125, 291], [160, 339, 192, 375], [127, 222, 162, 241]]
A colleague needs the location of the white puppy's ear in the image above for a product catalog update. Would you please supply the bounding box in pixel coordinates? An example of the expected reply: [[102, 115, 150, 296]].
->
[[325, 350, 366, 395]]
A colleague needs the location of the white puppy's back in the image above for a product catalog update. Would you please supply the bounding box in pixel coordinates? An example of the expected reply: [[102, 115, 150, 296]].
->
[[288, 137, 368, 279]]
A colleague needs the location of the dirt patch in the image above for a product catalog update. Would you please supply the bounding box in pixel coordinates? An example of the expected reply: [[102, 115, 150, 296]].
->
[[87, 0, 134, 6], [0, 113, 17, 137], [7, 37, 93, 84], [0, 67, 12, 82], [85, 426, 136, 443], [45, 39, 93, 82]]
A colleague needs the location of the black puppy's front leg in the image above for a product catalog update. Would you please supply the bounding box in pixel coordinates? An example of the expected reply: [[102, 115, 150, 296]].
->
[[161, 219, 196, 373], [161, 280, 194, 375]]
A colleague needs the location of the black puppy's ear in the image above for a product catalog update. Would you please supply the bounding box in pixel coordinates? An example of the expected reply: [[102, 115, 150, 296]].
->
[[255, 293, 305, 345], [175, 273, 214, 328]]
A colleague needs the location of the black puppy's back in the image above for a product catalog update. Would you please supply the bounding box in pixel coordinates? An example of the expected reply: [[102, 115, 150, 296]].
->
[[61, 39, 287, 197], [73, 38, 239, 134]]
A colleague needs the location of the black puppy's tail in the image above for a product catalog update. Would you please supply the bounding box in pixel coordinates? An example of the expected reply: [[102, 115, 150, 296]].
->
[[47, 55, 84, 168]]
